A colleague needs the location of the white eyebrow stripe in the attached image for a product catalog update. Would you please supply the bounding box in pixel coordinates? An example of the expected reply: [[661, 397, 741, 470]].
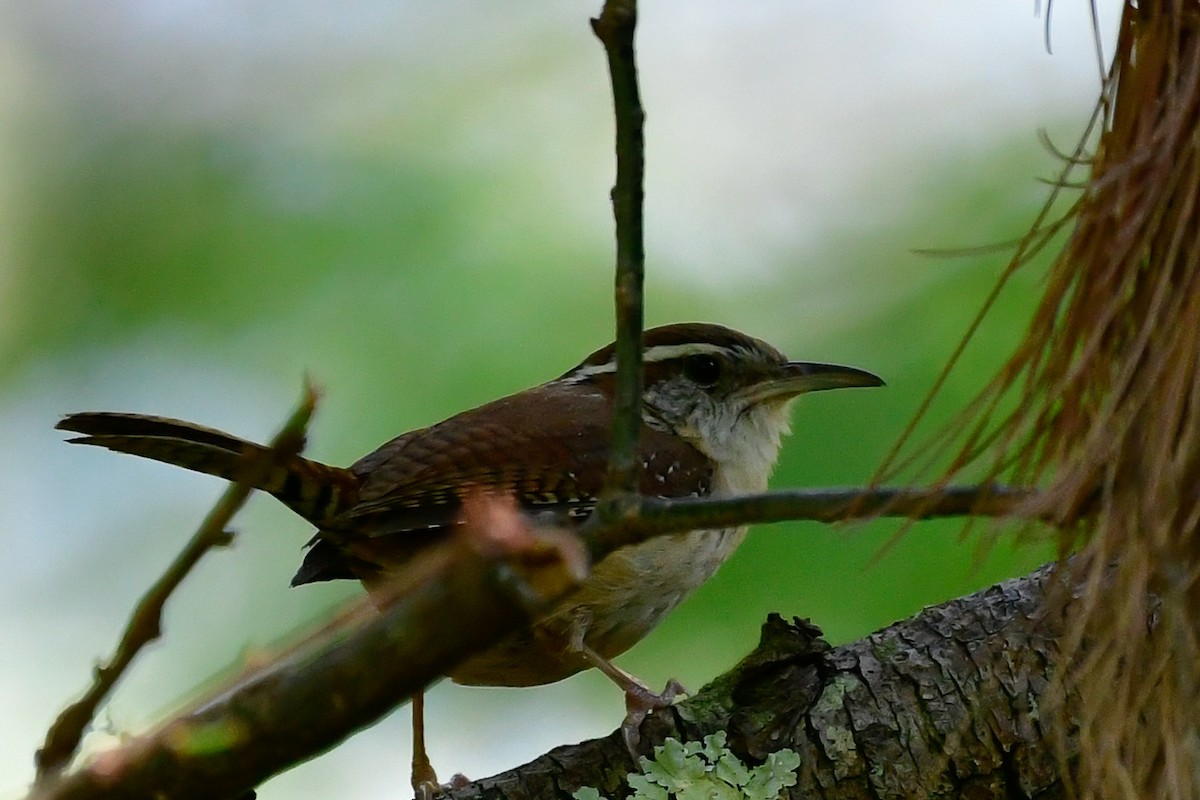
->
[[643, 343, 734, 363], [565, 343, 737, 381]]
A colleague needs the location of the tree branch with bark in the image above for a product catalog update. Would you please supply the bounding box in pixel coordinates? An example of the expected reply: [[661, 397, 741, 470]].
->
[[442, 562, 1076, 800]]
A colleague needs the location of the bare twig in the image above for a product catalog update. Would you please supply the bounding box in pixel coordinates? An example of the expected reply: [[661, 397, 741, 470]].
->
[[591, 0, 646, 502], [33, 384, 318, 781], [588, 484, 1037, 559]]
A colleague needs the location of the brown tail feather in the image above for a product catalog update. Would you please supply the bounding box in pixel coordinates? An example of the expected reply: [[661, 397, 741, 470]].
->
[[57, 412, 357, 524]]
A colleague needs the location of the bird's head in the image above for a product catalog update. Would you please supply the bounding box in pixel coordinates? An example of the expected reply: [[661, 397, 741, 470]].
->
[[563, 322, 884, 493]]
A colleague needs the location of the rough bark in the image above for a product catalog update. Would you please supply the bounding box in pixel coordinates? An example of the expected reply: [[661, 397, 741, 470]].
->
[[446, 562, 1073, 800]]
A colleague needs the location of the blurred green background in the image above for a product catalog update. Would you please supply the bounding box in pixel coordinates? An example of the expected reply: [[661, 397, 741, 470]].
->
[[0, 3, 1118, 799]]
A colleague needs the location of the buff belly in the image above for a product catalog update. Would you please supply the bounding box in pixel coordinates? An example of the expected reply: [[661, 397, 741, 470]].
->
[[449, 526, 747, 687]]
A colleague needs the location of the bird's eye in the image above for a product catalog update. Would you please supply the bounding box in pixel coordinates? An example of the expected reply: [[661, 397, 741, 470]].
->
[[683, 355, 722, 387]]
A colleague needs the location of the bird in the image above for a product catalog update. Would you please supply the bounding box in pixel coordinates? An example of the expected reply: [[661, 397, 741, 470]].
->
[[56, 322, 883, 793]]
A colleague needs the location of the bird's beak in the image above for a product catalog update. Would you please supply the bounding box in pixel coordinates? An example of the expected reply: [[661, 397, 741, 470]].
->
[[740, 361, 885, 405]]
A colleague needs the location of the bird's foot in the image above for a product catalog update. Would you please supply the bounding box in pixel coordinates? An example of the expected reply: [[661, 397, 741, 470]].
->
[[620, 677, 689, 759], [414, 774, 471, 800], [570, 633, 690, 761]]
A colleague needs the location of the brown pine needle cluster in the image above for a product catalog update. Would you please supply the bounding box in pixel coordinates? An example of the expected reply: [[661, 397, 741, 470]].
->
[[907, 5, 1200, 798]]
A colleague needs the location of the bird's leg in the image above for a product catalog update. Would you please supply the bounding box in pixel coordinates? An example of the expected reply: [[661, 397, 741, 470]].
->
[[579, 644, 687, 756], [567, 617, 687, 758], [411, 690, 439, 800]]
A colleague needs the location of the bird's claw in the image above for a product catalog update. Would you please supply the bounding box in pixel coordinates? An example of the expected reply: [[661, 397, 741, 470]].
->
[[413, 774, 469, 800], [620, 678, 688, 758]]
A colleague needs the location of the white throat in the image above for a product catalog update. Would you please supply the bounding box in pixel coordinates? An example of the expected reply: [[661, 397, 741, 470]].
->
[[679, 400, 794, 496]]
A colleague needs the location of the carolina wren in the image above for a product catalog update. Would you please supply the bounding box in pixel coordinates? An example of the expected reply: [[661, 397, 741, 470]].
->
[[57, 322, 882, 791]]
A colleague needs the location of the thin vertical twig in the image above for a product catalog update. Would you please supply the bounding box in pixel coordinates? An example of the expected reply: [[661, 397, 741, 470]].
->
[[591, 0, 646, 503]]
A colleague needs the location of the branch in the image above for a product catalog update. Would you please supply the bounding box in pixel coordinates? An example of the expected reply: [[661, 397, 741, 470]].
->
[[28, 498, 588, 800], [592, 0, 646, 500], [33, 383, 318, 781], [442, 562, 1077, 800], [587, 483, 1036, 557], [26, 482, 1040, 800]]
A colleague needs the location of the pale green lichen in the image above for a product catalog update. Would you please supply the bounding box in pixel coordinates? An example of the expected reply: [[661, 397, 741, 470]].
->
[[810, 674, 857, 716], [572, 733, 800, 800], [809, 674, 861, 765]]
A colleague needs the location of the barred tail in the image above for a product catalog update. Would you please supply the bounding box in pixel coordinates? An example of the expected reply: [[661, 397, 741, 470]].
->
[[56, 412, 357, 525]]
